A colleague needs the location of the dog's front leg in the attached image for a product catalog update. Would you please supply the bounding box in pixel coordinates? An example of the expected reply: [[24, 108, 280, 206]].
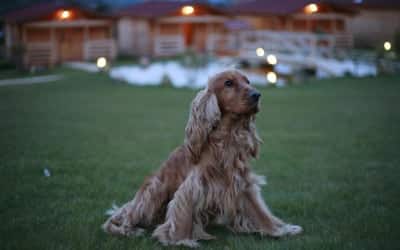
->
[[231, 175, 303, 237], [152, 169, 214, 248], [102, 175, 168, 236]]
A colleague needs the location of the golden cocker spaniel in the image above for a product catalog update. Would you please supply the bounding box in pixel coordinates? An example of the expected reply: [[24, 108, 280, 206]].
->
[[102, 70, 302, 247]]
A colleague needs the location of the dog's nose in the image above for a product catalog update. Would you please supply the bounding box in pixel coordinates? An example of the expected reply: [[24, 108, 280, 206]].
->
[[249, 90, 261, 102]]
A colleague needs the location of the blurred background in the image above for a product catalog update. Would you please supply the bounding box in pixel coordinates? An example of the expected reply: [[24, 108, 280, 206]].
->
[[0, 0, 399, 85], [1, 1, 399, 250]]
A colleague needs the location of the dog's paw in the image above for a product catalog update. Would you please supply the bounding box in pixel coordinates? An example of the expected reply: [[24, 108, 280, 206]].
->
[[268, 224, 303, 237], [176, 239, 200, 248], [283, 224, 303, 235], [104, 203, 120, 216], [126, 227, 145, 237]]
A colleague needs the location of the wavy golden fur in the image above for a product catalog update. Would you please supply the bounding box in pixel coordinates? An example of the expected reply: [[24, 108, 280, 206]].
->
[[102, 70, 302, 247]]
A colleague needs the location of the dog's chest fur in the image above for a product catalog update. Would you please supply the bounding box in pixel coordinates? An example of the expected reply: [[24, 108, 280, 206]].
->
[[198, 119, 258, 216], [208, 118, 257, 167]]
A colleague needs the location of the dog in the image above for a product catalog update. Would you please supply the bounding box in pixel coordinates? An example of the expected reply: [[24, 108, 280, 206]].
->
[[102, 70, 302, 247]]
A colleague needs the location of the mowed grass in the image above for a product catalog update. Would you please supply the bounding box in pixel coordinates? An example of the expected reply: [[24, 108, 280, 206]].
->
[[0, 69, 399, 250]]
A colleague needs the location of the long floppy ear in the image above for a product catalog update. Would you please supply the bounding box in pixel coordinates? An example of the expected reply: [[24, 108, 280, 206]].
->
[[248, 115, 262, 158], [184, 89, 221, 162]]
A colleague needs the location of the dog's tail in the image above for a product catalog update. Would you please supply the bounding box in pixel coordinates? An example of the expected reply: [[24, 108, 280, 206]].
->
[[104, 202, 119, 216]]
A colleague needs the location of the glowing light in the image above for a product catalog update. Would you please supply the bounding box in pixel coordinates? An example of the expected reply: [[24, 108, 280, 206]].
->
[[304, 3, 318, 14], [182, 6, 194, 15], [266, 72, 277, 84], [266, 54, 278, 65], [256, 48, 265, 57], [59, 10, 71, 20], [384, 41, 392, 51], [97, 57, 107, 69]]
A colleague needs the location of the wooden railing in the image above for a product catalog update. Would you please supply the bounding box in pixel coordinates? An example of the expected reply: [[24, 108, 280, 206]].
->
[[154, 35, 185, 56], [334, 33, 353, 49], [238, 30, 353, 58], [24, 42, 56, 67], [240, 31, 331, 57], [83, 39, 117, 61], [206, 34, 237, 53]]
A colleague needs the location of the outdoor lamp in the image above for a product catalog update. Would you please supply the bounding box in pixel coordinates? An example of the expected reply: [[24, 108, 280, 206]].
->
[[58, 10, 71, 20], [305, 3, 318, 14], [97, 57, 107, 71], [267, 54, 278, 65], [256, 48, 265, 57], [384, 41, 392, 51], [182, 6, 194, 15], [266, 72, 277, 84]]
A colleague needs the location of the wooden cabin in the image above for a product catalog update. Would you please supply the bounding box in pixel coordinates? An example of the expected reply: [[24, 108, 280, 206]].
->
[[116, 1, 230, 57], [231, 0, 356, 50], [4, 2, 117, 68], [344, 0, 400, 48], [115, 0, 358, 58]]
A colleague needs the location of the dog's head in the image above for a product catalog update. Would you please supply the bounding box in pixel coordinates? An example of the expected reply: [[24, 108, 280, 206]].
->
[[208, 70, 261, 115], [185, 70, 261, 160]]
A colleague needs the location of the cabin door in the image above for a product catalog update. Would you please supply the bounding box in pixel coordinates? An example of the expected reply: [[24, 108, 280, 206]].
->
[[57, 28, 84, 61], [183, 23, 194, 49], [183, 23, 207, 52]]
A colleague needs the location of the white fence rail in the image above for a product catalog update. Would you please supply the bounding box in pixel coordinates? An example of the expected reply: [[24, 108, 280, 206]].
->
[[83, 39, 117, 61], [240, 31, 329, 57], [206, 33, 237, 53], [206, 30, 353, 58], [154, 35, 185, 56], [25, 42, 56, 67], [334, 33, 353, 49]]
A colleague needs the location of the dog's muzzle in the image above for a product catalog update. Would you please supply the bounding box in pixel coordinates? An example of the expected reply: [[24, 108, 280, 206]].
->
[[249, 89, 261, 103]]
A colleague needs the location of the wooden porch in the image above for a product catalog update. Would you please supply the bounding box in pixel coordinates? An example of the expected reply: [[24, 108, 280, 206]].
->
[[24, 39, 116, 68], [205, 30, 353, 59], [21, 20, 117, 67], [153, 16, 228, 56]]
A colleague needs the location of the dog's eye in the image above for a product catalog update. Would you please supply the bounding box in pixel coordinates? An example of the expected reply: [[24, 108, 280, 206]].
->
[[224, 80, 233, 87]]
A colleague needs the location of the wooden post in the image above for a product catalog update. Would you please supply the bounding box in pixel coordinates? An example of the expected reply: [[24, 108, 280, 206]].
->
[[285, 18, 290, 31], [21, 25, 26, 43], [306, 18, 311, 32], [5, 23, 12, 59], [109, 22, 113, 38], [21, 25, 27, 67], [206, 23, 211, 52], [154, 22, 159, 55], [83, 26, 89, 60], [332, 18, 337, 34], [50, 27, 55, 66], [84, 26, 89, 41]]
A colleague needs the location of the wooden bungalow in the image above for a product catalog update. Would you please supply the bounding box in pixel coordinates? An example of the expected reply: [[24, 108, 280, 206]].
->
[[340, 0, 400, 48], [115, 0, 358, 58], [231, 0, 356, 51], [3, 2, 117, 68], [116, 1, 230, 57]]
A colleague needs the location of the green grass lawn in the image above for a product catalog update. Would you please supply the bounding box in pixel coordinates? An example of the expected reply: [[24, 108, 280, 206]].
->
[[1, 69, 399, 250]]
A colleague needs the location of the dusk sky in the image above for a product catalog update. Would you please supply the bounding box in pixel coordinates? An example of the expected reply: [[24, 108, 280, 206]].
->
[[0, 0, 232, 14]]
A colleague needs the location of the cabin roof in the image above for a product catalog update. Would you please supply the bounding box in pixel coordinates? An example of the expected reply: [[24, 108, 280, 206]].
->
[[329, 0, 400, 10], [230, 0, 357, 16], [3, 1, 112, 23], [115, 0, 228, 18], [230, 0, 400, 16]]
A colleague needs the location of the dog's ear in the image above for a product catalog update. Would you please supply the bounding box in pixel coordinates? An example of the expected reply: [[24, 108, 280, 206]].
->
[[248, 116, 262, 158], [184, 88, 221, 162]]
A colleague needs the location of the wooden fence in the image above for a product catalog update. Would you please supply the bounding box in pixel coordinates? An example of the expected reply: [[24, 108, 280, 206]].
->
[[83, 39, 117, 61], [207, 30, 353, 57], [154, 35, 185, 56], [24, 42, 56, 67]]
